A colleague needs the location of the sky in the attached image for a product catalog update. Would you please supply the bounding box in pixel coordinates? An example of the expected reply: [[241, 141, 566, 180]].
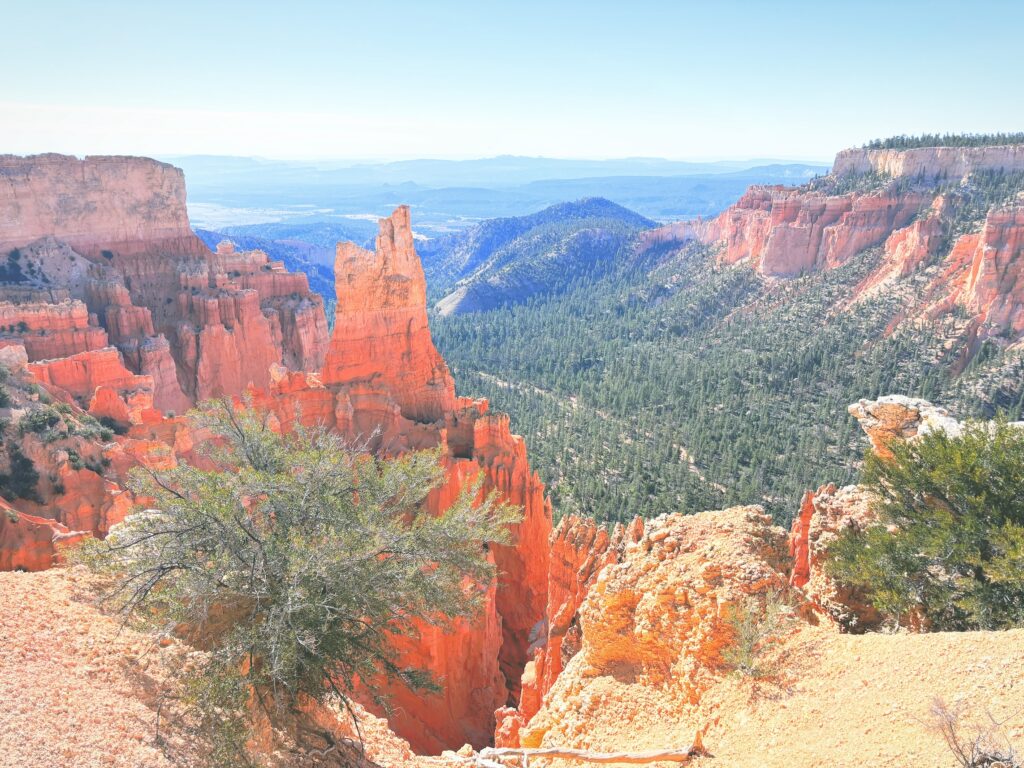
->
[[2, 0, 1023, 162]]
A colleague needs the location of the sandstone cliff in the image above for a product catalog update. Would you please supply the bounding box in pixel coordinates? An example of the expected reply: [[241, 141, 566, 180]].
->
[[501, 506, 791, 753], [0, 200, 552, 756], [636, 144, 1024, 361], [0, 154, 329, 407], [833, 144, 1024, 179]]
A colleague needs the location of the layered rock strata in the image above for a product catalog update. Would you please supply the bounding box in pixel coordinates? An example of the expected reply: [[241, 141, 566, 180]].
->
[[0, 154, 328, 406]]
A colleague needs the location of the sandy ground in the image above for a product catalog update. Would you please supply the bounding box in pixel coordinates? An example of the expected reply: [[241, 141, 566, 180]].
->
[[0, 568, 186, 768], [519, 622, 1024, 768], [696, 623, 1024, 768], [0, 567, 461, 768]]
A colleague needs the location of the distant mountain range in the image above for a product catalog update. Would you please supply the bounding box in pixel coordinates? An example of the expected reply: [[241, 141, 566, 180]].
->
[[168, 154, 829, 236]]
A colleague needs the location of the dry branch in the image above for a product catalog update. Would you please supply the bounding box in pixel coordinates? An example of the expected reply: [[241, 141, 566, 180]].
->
[[476, 741, 701, 764]]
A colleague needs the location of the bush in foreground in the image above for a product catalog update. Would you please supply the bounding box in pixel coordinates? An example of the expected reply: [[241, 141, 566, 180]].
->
[[827, 417, 1024, 630], [79, 399, 518, 763]]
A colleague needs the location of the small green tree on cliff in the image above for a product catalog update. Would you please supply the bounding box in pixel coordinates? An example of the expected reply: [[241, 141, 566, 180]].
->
[[827, 417, 1024, 630], [80, 398, 517, 763]]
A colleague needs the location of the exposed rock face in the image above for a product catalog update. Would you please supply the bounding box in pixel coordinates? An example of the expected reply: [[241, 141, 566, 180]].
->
[[0, 300, 109, 360], [0, 499, 85, 572], [27, 347, 158, 426], [847, 394, 961, 459], [788, 484, 881, 630], [0, 154, 329, 407], [496, 514, 643, 745], [246, 207, 553, 753], [699, 185, 926, 277], [678, 145, 1024, 356], [509, 506, 790, 752], [0, 178, 545, 753], [833, 145, 1024, 180], [788, 395, 1001, 632], [323, 206, 456, 422], [957, 202, 1024, 335], [0, 154, 206, 258]]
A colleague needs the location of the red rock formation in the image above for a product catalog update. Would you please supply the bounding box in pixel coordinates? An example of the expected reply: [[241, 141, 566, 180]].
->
[[27, 347, 158, 426], [701, 185, 926, 277], [788, 484, 881, 630], [122, 335, 191, 415], [847, 395, 961, 459], [249, 207, 553, 752], [514, 506, 790, 752], [0, 154, 329, 408], [322, 206, 456, 423], [1, 195, 549, 756], [494, 515, 644, 745], [0, 499, 85, 572], [956, 203, 1024, 336], [0, 300, 109, 360]]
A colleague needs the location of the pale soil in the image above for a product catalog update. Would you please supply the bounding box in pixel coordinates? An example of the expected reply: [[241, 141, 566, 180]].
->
[[4, 567, 1023, 768], [526, 622, 1024, 768], [0, 568, 451, 768], [0, 568, 187, 768], [696, 623, 1024, 767]]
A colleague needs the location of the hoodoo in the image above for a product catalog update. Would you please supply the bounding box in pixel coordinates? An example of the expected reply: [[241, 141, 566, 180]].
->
[[0, 170, 553, 754], [258, 206, 553, 751]]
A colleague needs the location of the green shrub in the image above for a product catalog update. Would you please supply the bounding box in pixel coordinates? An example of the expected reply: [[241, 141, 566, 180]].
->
[[18, 406, 62, 436], [0, 444, 41, 502], [78, 398, 519, 760], [721, 589, 792, 677], [827, 417, 1024, 630]]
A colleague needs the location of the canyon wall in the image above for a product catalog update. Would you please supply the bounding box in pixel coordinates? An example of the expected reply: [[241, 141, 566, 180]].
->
[[833, 145, 1024, 179], [635, 144, 1024, 353], [700, 185, 927, 276], [0, 200, 553, 754], [0, 154, 328, 406], [0, 154, 206, 258]]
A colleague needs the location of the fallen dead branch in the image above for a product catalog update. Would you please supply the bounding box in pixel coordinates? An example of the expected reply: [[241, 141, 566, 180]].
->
[[472, 738, 704, 766]]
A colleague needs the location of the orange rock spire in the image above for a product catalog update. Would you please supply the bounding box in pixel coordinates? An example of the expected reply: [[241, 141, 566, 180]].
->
[[322, 205, 456, 422]]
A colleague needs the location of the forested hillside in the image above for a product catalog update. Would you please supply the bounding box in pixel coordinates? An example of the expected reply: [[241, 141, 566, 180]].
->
[[431, 157, 1024, 525], [421, 197, 655, 313]]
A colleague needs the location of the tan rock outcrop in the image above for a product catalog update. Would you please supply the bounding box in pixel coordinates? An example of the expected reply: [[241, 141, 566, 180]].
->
[[833, 144, 1024, 180], [847, 394, 961, 459], [513, 506, 790, 752], [788, 484, 881, 630], [0, 154, 207, 258], [496, 514, 644, 745]]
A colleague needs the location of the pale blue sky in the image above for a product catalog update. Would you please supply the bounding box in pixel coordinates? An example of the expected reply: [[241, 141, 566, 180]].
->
[[2, 0, 1022, 161]]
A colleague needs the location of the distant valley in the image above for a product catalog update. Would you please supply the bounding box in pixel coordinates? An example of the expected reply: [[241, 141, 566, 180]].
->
[[176, 153, 827, 237]]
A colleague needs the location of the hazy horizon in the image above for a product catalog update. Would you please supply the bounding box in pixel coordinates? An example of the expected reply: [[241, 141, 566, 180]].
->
[[3, 0, 1022, 161]]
